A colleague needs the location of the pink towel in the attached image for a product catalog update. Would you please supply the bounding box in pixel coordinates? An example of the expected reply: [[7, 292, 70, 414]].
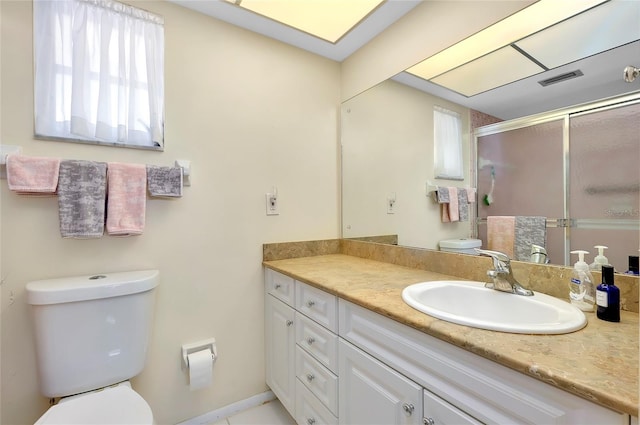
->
[[465, 187, 476, 203], [448, 187, 459, 222], [106, 163, 146, 236], [487, 216, 515, 258], [6, 154, 60, 195]]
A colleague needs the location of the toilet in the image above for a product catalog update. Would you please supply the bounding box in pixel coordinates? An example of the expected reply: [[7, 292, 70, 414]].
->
[[26, 270, 159, 424], [439, 238, 482, 255]]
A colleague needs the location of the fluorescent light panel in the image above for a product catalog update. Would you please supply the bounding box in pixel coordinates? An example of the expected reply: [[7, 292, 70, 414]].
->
[[227, 0, 385, 43], [431, 46, 544, 97], [406, 0, 606, 81], [514, 0, 640, 69]]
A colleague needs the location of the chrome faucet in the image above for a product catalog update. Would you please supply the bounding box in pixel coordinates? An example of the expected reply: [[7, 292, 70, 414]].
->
[[475, 249, 534, 296]]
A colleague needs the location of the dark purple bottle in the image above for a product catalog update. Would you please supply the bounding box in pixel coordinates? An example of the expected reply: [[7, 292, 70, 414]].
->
[[596, 265, 620, 322]]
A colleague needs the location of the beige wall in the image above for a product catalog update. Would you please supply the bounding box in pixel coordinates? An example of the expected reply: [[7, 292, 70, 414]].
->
[[341, 80, 473, 248], [340, 0, 536, 102], [0, 1, 340, 424]]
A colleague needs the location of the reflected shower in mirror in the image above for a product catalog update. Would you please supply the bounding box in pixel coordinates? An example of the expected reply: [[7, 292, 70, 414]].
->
[[476, 99, 640, 270]]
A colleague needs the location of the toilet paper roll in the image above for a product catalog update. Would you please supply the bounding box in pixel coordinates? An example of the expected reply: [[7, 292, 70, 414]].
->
[[188, 348, 213, 391]]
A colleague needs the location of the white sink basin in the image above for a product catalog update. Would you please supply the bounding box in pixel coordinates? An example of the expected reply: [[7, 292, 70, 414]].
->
[[402, 280, 587, 334]]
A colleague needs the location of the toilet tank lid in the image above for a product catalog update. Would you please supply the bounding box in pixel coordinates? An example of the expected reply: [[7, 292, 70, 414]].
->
[[439, 238, 482, 249], [26, 270, 159, 305]]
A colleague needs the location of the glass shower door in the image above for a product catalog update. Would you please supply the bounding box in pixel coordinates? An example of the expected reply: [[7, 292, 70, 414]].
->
[[568, 101, 640, 271], [476, 119, 566, 264]]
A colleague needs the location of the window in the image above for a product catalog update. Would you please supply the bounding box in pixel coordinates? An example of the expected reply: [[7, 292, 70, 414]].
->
[[33, 0, 165, 149], [433, 106, 463, 180]]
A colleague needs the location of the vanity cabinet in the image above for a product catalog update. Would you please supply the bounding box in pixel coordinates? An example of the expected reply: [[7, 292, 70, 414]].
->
[[265, 268, 629, 425], [265, 269, 339, 424]]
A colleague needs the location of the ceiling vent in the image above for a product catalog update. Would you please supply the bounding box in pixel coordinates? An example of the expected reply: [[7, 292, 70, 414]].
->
[[538, 70, 584, 87]]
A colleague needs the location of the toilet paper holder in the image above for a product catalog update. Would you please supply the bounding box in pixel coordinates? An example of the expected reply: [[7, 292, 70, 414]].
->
[[181, 338, 217, 370]]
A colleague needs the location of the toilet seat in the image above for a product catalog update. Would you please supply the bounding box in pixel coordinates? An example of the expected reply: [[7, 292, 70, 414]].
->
[[35, 383, 153, 424]]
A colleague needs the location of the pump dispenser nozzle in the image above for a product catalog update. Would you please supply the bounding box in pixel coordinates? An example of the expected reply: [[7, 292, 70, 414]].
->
[[570, 250, 590, 271], [589, 245, 609, 271]]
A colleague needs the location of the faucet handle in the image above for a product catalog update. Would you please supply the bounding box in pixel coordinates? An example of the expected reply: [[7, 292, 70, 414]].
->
[[475, 249, 511, 270]]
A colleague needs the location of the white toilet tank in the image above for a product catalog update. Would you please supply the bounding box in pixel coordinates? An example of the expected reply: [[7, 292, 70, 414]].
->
[[26, 270, 159, 398], [439, 238, 482, 255]]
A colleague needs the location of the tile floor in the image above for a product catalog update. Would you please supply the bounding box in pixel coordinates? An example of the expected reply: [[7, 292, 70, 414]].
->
[[210, 399, 296, 425]]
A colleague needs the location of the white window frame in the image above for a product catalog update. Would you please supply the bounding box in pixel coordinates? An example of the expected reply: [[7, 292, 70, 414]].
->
[[434, 105, 464, 180], [33, 0, 165, 150]]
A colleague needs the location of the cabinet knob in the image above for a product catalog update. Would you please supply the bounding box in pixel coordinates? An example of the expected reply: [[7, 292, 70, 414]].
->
[[306, 337, 315, 345], [306, 418, 316, 425], [286, 320, 293, 327], [274, 283, 282, 289], [306, 373, 315, 382], [402, 403, 415, 415], [306, 300, 315, 307], [423, 418, 435, 425]]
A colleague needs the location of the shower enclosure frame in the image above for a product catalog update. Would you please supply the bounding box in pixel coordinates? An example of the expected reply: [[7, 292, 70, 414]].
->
[[472, 92, 640, 267]]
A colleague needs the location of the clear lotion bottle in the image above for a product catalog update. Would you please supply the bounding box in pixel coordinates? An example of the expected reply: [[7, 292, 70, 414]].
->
[[596, 265, 620, 322], [569, 250, 595, 312]]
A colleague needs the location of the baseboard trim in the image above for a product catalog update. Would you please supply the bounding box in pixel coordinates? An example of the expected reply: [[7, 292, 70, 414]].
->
[[176, 390, 276, 425]]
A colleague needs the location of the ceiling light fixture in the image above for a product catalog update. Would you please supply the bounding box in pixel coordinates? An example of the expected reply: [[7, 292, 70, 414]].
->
[[406, 0, 606, 81], [224, 0, 385, 43]]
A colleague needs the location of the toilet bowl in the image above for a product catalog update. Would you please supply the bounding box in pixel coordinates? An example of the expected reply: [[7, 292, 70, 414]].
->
[[35, 382, 153, 425]]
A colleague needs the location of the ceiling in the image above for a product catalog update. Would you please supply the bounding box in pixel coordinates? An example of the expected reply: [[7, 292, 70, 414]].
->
[[168, 0, 421, 61], [170, 0, 640, 120]]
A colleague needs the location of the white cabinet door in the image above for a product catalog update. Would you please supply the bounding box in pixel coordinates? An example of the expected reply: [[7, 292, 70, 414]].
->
[[423, 389, 482, 425], [339, 339, 422, 425], [265, 294, 296, 417]]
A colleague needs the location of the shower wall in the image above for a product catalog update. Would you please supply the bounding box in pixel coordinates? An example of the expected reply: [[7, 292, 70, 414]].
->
[[477, 99, 640, 270]]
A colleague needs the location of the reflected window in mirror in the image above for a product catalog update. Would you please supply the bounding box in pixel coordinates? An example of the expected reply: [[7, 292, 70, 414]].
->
[[33, 0, 165, 150], [434, 106, 463, 180]]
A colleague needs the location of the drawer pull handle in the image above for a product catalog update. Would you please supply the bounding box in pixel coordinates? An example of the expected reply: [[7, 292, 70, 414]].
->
[[306, 373, 315, 382], [307, 418, 316, 425], [274, 283, 282, 289], [306, 300, 315, 307], [423, 418, 435, 425], [286, 320, 293, 327], [306, 337, 315, 345], [402, 403, 414, 415]]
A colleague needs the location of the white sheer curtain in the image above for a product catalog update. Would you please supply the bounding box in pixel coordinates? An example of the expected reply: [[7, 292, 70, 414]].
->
[[433, 106, 464, 180], [34, 0, 164, 148]]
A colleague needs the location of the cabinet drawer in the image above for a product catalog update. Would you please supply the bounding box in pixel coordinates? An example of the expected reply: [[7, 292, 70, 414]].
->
[[424, 389, 482, 425], [296, 281, 337, 332], [296, 378, 338, 425], [296, 347, 338, 416], [296, 312, 338, 373], [265, 269, 295, 307]]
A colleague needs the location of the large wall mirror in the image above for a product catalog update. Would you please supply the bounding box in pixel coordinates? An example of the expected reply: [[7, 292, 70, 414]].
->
[[341, 0, 640, 271]]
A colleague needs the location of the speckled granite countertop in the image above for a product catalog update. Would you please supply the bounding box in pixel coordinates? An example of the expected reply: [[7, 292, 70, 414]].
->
[[263, 254, 639, 417]]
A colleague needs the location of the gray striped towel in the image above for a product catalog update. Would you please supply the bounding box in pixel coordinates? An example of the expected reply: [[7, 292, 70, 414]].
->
[[57, 160, 107, 238], [146, 165, 183, 197]]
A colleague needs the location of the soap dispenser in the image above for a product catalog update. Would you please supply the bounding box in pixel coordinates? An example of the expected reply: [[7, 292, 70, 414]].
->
[[596, 265, 620, 322], [589, 245, 609, 271], [625, 255, 639, 276], [569, 250, 595, 312]]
